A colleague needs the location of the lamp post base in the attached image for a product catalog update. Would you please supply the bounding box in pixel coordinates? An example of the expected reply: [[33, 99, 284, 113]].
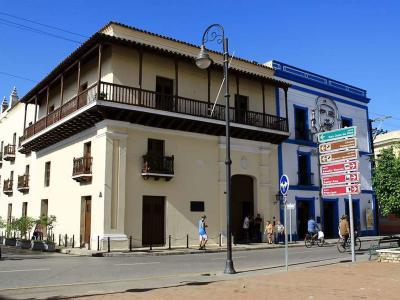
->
[[224, 260, 236, 274]]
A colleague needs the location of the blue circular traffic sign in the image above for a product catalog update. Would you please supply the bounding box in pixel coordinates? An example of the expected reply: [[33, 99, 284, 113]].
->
[[279, 174, 289, 196]]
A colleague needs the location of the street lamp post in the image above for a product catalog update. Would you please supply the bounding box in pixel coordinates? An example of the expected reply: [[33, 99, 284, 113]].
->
[[195, 24, 235, 274]]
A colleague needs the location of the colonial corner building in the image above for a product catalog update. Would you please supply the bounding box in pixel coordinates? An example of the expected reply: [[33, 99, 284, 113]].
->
[[0, 22, 375, 250]]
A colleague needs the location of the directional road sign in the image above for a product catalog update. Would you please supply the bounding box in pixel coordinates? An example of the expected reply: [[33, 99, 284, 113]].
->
[[319, 138, 357, 154], [279, 174, 289, 196], [318, 126, 357, 143], [322, 172, 360, 186], [322, 184, 361, 197], [287, 203, 296, 210], [320, 161, 359, 175], [319, 149, 358, 165]]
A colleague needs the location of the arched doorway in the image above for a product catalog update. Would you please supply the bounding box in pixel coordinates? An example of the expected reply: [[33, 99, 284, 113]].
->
[[231, 175, 254, 243]]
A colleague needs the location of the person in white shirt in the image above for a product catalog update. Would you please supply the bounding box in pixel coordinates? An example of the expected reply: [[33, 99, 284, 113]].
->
[[243, 215, 250, 242]]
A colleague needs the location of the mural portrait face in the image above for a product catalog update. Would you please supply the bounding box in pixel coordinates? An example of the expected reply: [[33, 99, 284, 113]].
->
[[313, 97, 340, 132]]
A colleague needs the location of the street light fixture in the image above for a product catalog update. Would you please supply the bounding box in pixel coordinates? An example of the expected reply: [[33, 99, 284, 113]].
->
[[195, 24, 236, 274]]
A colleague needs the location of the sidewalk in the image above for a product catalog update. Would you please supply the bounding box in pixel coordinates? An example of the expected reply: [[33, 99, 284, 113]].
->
[[60, 235, 383, 257], [77, 261, 400, 300]]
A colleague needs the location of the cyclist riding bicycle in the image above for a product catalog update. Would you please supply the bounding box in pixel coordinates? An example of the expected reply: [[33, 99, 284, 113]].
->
[[307, 216, 319, 240], [339, 215, 350, 248]]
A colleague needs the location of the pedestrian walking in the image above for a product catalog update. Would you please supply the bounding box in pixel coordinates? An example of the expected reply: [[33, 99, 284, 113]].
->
[[275, 221, 285, 244], [265, 221, 274, 244], [198, 215, 208, 250]]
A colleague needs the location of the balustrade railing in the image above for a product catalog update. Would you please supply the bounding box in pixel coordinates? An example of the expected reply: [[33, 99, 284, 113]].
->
[[72, 156, 93, 176], [22, 81, 288, 143]]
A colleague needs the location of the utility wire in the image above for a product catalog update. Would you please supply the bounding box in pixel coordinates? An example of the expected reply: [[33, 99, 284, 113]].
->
[[0, 18, 82, 44], [0, 11, 89, 38], [0, 71, 37, 83]]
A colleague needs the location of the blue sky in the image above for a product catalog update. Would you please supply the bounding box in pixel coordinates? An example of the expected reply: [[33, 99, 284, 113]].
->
[[1, 1, 399, 130]]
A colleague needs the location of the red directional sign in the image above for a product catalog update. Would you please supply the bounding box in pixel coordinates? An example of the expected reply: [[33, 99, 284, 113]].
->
[[322, 172, 360, 186], [320, 161, 359, 175], [322, 184, 361, 197]]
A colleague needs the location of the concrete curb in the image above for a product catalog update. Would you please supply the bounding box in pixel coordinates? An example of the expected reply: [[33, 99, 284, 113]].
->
[[58, 236, 382, 257]]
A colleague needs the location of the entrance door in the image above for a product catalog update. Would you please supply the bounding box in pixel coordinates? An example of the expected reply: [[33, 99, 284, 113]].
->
[[142, 196, 165, 246], [81, 196, 92, 245], [297, 200, 314, 239], [322, 200, 338, 238], [231, 175, 254, 243], [235, 95, 248, 124], [155, 77, 174, 111]]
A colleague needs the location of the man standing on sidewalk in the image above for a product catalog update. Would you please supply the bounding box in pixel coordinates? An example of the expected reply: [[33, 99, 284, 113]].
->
[[198, 215, 208, 250]]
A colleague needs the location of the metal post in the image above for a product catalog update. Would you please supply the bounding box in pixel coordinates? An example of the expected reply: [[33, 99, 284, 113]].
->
[[65, 234, 68, 248], [107, 237, 110, 253], [219, 233, 222, 247], [168, 235, 171, 250], [72, 235, 75, 248], [289, 209, 292, 243], [59, 234, 61, 246], [349, 194, 356, 262], [284, 195, 288, 271], [129, 236, 132, 252], [97, 236, 100, 251], [80, 235, 82, 249], [186, 234, 189, 249]]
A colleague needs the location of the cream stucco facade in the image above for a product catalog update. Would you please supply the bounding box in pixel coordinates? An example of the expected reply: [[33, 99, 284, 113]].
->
[[0, 23, 289, 250]]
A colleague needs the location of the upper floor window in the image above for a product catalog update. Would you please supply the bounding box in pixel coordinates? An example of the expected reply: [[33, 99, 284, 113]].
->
[[44, 161, 51, 187], [298, 152, 313, 186], [341, 117, 353, 128], [294, 106, 309, 140], [235, 94, 249, 123], [148, 139, 164, 157], [156, 76, 174, 110], [22, 202, 28, 217]]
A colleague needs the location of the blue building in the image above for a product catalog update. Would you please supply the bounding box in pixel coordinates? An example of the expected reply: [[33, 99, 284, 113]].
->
[[266, 60, 376, 240]]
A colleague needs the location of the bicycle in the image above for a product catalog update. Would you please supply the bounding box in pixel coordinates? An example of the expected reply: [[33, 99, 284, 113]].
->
[[336, 232, 361, 253], [304, 232, 325, 248]]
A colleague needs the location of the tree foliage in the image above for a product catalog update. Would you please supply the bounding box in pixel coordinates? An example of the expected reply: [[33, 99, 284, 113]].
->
[[372, 146, 400, 217]]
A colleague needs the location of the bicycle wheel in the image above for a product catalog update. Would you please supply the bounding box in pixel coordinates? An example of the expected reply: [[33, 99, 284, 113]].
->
[[337, 239, 346, 253], [305, 236, 312, 248], [317, 238, 325, 247]]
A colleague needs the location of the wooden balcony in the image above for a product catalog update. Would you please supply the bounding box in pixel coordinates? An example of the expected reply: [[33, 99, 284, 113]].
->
[[17, 174, 29, 192], [142, 154, 174, 181], [3, 144, 16, 161], [72, 156, 93, 183], [19, 81, 289, 153], [3, 179, 13, 195]]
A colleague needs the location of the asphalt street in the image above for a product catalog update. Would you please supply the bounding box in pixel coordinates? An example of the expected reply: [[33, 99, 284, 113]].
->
[[0, 241, 374, 299]]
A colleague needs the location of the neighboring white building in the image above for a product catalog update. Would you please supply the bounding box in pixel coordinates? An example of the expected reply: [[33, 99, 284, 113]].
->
[[266, 61, 376, 239]]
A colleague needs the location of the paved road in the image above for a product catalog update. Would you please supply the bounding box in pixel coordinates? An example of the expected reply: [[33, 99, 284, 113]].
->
[[0, 241, 374, 299]]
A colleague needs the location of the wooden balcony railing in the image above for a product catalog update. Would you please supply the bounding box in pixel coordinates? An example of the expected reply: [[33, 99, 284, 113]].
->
[[142, 154, 174, 181], [3, 144, 16, 161], [21, 81, 288, 143], [3, 179, 13, 194], [72, 156, 93, 182], [17, 174, 29, 191]]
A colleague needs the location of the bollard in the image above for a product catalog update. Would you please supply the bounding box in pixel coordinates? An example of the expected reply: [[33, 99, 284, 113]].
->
[[233, 235, 236, 246], [72, 235, 75, 248], [219, 233, 222, 247], [59, 234, 61, 246], [65, 234, 68, 248], [97, 236, 100, 251], [168, 235, 171, 250], [0, 247, 2, 260], [186, 234, 189, 249], [150, 239, 152, 251], [107, 237, 110, 253], [80, 235, 82, 249], [129, 236, 132, 252]]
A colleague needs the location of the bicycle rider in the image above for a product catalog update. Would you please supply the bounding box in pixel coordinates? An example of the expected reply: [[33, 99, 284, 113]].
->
[[339, 214, 350, 248], [307, 216, 319, 240]]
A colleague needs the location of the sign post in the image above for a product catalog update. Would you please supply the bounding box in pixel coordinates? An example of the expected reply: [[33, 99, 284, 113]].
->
[[279, 174, 289, 271], [318, 126, 360, 263], [287, 203, 295, 243]]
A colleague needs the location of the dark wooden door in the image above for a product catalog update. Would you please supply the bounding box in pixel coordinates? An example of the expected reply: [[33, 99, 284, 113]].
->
[[297, 201, 310, 239], [142, 196, 165, 246], [155, 77, 174, 111], [235, 95, 248, 124], [84, 197, 92, 244]]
